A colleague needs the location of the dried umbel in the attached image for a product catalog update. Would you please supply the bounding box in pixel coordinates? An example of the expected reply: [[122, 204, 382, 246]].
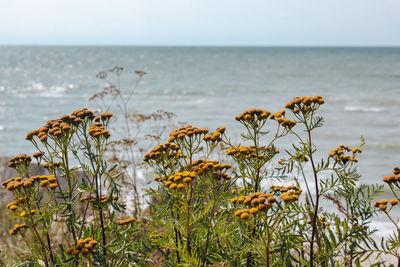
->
[[328, 144, 361, 164], [66, 237, 98, 257]]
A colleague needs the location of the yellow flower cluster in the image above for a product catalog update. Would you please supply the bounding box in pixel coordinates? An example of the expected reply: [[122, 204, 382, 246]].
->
[[373, 199, 398, 211], [143, 142, 181, 162], [26, 109, 94, 143], [7, 154, 31, 168], [32, 151, 45, 158], [319, 216, 330, 228], [43, 161, 60, 169], [24, 108, 102, 144], [191, 159, 232, 179], [100, 112, 113, 121], [235, 109, 271, 122], [47, 121, 71, 137], [80, 194, 119, 203], [203, 127, 226, 142], [270, 185, 302, 203], [70, 108, 95, 121], [88, 123, 111, 138], [280, 192, 300, 203], [9, 224, 28, 235], [66, 238, 98, 256], [164, 171, 197, 189], [168, 125, 209, 143], [117, 218, 136, 225], [19, 209, 36, 217], [270, 110, 296, 128], [284, 95, 324, 112], [328, 145, 361, 164], [382, 167, 400, 184], [226, 145, 278, 159], [2, 175, 58, 191], [232, 192, 276, 220], [270, 185, 302, 194], [373, 200, 389, 211], [6, 197, 26, 212]]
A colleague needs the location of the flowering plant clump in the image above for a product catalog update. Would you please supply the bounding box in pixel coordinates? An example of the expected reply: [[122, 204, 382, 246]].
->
[[365, 167, 400, 262], [1, 108, 148, 266], [143, 95, 387, 266], [2, 95, 396, 266]]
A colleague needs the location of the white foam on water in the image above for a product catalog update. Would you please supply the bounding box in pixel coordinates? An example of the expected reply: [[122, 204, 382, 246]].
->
[[15, 82, 68, 98], [39, 86, 67, 98], [0, 125, 4, 131], [344, 106, 383, 113]]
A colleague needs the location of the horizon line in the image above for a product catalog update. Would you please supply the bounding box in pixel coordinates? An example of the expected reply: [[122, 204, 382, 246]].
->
[[1, 44, 400, 48]]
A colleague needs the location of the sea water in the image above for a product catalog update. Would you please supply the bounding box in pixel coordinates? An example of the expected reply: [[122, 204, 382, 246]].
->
[[1, 46, 400, 237], [1, 46, 399, 182]]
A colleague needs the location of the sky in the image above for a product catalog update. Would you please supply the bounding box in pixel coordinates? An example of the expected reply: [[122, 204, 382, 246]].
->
[[0, 0, 400, 46]]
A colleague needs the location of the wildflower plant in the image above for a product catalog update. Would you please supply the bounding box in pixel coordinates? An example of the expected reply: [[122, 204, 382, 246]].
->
[[145, 96, 382, 266], [2, 108, 146, 266], [145, 125, 233, 265], [364, 167, 400, 265]]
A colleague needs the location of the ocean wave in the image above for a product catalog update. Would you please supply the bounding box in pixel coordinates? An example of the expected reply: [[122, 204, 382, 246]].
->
[[0, 125, 4, 131], [15, 82, 69, 98], [366, 143, 400, 150], [344, 106, 383, 113], [162, 89, 215, 96], [326, 96, 358, 103]]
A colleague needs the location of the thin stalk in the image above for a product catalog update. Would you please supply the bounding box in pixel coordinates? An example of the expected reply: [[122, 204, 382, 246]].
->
[[306, 123, 320, 267], [202, 187, 217, 267], [185, 183, 193, 256]]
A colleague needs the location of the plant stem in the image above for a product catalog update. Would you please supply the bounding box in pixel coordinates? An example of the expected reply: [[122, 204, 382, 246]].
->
[[307, 125, 319, 267], [185, 183, 193, 256]]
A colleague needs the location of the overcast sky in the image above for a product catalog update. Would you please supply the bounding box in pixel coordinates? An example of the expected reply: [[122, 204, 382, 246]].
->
[[1, 0, 399, 46]]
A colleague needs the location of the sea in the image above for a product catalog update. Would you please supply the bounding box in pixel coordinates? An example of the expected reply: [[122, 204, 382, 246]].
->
[[1, 46, 400, 235]]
